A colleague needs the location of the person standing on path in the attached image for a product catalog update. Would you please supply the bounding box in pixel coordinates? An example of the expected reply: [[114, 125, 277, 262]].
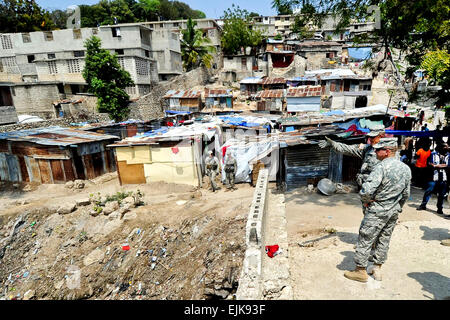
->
[[318, 130, 385, 189], [223, 150, 237, 191], [344, 138, 411, 283], [413, 141, 431, 188], [416, 143, 450, 215], [205, 151, 220, 192]]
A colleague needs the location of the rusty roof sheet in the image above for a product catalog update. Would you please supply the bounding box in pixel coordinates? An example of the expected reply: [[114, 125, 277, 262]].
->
[[287, 86, 322, 97], [163, 90, 202, 99], [204, 88, 233, 98], [254, 89, 285, 98], [261, 77, 286, 85], [0, 126, 118, 146]]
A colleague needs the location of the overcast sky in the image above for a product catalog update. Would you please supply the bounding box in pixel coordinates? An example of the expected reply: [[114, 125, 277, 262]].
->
[[35, 0, 279, 19]]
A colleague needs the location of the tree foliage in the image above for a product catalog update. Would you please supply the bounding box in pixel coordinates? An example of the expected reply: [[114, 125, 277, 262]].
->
[[82, 36, 134, 122], [271, 0, 293, 15], [0, 0, 55, 33], [286, 0, 450, 104], [49, 9, 69, 30], [180, 18, 216, 71], [220, 4, 264, 55], [74, 0, 205, 28]]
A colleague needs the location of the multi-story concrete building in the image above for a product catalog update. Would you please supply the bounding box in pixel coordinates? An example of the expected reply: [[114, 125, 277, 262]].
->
[[0, 24, 164, 117], [141, 19, 223, 69], [246, 14, 375, 41]]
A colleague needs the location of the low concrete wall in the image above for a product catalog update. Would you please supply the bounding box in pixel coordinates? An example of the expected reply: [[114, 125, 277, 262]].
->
[[236, 168, 269, 300]]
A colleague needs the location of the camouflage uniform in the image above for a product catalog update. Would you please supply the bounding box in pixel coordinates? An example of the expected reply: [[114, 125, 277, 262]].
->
[[327, 140, 379, 187], [355, 157, 411, 268], [224, 154, 237, 189], [205, 155, 220, 191]]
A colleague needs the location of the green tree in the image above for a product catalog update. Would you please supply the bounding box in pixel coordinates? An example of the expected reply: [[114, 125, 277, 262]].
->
[[180, 18, 216, 71], [221, 4, 264, 55], [420, 49, 450, 105], [132, 0, 160, 21], [0, 0, 55, 32], [271, 0, 293, 15], [82, 36, 135, 122], [80, 0, 136, 27], [49, 9, 69, 29]]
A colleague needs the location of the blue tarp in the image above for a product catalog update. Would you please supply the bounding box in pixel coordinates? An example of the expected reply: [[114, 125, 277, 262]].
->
[[219, 116, 261, 128], [385, 130, 449, 137], [348, 47, 372, 61], [334, 118, 370, 133], [285, 126, 295, 132], [323, 110, 345, 116], [141, 126, 169, 137], [164, 110, 192, 115]]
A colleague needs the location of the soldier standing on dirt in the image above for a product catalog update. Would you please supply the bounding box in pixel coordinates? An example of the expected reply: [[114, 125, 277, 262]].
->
[[205, 151, 220, 192], [344, 138, 411, 283], [224, 150, 237, 191]]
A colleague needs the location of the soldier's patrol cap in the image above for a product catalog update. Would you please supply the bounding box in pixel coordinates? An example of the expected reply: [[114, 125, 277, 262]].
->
[[366, 129, 385, 137], [373, 137, 397, 149]]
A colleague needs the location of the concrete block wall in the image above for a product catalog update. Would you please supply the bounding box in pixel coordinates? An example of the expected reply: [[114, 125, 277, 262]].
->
[[236, 168, 269, 300], [129, 66, 216, 120]]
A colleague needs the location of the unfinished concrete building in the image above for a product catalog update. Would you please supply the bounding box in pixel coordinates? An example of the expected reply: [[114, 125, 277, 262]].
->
[[0, 24, 161, 117], [142, 19, 223, 69]]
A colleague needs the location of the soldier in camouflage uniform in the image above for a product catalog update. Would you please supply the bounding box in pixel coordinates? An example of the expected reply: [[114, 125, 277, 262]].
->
[[344, 138, 411, 282], [224, 150, 238, 190], [205, 151, 220, 192], [318, 130, 385, 188]]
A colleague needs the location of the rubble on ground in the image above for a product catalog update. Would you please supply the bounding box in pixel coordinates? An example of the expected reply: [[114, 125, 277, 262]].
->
[[0, 185, 248, 300]]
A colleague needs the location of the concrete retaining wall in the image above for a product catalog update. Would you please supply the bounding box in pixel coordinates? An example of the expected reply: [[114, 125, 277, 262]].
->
[[236, 168, 269, 300]]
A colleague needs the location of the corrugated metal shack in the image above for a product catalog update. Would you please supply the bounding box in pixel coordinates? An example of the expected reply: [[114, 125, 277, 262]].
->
[[163, 90, 202, 112], [240, 77, 263, 97], [261, 77, 287, 90], [108, 124, 217, 186], [254, 89, 285, 112], [277, 126, 365, 190], [0, 127, 118, 184], [286, 86, 322, 112], [204, 88, 234, 109], [80, 120, 159, 139]]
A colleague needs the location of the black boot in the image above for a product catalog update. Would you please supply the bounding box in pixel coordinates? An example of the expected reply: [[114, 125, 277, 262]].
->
[[416, 205, 426, 211]]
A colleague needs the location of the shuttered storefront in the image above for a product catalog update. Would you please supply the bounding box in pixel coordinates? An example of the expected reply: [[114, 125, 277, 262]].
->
[[285, 144, 330, 190]]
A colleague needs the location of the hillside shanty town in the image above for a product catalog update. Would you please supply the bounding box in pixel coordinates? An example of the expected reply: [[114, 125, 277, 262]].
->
[[0, 0, 449, 303]]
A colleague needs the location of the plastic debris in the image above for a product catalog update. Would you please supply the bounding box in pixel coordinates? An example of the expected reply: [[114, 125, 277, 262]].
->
[[151, 256, 157, 262], [265, 245, 282, 258], [151, 263, 156, 270], [23, 272, 29, 278], [122, 243, 130, 251]]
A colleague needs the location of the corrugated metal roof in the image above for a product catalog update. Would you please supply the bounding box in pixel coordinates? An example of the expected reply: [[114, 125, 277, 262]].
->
[[163, 90, 202, 99], [240, 77, 264, 84], [0, 126, 118, 146], [287, 86, 322, 97], [254, 89, 285, 98], [205, 88, 233, 98], [261, 77, 286, 85]]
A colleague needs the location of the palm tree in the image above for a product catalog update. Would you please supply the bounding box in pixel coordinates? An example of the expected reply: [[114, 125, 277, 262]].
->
[[180, 18, 216, 71]]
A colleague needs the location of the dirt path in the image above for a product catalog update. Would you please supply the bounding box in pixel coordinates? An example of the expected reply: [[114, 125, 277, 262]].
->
[[284, 187, 450, 300]]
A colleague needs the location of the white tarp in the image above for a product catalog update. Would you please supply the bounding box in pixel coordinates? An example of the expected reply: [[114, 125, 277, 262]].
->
[[220, 138, 278, 183]]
